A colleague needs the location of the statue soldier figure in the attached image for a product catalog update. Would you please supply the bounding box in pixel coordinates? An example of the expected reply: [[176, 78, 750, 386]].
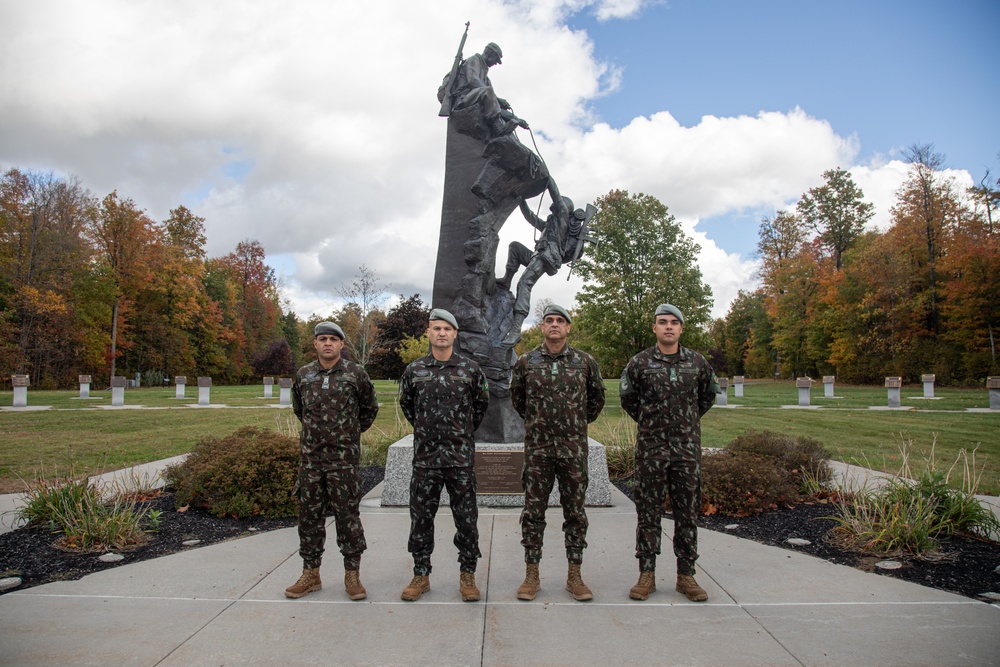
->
[[440, 41, 529, 138], [431, 24, 596, 443], [497, 178, 595, 344]]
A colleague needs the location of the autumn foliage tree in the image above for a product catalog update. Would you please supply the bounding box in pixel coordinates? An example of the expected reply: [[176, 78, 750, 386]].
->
[[723, 153, 999, 383], [0, 167, 297, 387], [796, 167, 874, 270], [0, 169, 91, 386], [85, 191, 156, 380], [367, 294, 430, 380]]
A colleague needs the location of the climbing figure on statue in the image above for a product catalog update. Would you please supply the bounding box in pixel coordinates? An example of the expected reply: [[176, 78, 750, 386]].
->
[[498, 178, 594, 345]]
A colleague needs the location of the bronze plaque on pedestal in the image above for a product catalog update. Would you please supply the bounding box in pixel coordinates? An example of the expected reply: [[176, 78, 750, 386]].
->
[[474, 449, 525, 495]]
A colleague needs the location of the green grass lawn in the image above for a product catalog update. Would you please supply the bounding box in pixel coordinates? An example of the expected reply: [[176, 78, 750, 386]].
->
[[2, 380, 998, 494]]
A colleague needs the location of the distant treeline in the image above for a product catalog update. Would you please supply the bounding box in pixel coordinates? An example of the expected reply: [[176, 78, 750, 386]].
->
[[710, 147, 999, 384], [0, 168, 429, 388]]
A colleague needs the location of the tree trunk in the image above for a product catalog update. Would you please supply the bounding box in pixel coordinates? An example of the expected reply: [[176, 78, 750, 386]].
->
[[110, 297, 119, 381]]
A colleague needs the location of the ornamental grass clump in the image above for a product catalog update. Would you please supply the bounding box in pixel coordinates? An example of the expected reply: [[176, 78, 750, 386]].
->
[[163, 426, 298, 519], [828, 438, 999, 557], [604, 416, 637, 480], [17, 473, 156, 552], [827, 482, 949, 556]]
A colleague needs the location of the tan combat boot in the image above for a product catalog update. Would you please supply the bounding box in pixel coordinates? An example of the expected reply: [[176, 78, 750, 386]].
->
[[565, 563, 593, 601], [676, 574, 708, 601], [516, 563, 540, 601], [285, 567, 322, 599], [400, 575, 430, 601], [344, 570, 367, 600], [629, 571, 656, 600], [459, 572, 481, 602]]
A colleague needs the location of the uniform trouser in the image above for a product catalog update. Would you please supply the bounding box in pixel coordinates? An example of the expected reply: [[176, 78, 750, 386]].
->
[[408, 466, 481, 575], [296, 465, 366, 571], [520, 447, 589, 564], [457, 88, 503, 121], [504, 242, 533, 279], [634, 448, 701, 575]]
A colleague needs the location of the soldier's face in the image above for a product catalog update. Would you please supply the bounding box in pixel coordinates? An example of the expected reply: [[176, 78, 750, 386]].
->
[[653, 315, 683, 350], [313, 335, 344, 366], [542, 315, 570, 345], [427, 321, 457, 351]]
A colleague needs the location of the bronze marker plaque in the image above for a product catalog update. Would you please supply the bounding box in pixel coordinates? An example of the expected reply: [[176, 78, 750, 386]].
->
[[474, 449, 525, 495]]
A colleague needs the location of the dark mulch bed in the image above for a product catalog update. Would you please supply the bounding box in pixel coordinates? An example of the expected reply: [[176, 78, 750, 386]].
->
[[0, 467, 384, 595], [612, 477, 1000, 603], [3, 467, 998, 603]]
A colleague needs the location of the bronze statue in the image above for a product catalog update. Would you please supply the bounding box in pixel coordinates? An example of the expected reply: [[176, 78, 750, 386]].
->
[[432, 25, 596, 441]]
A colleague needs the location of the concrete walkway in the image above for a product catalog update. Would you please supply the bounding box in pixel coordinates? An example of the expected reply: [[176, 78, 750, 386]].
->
[[2, 466, 999, 666]]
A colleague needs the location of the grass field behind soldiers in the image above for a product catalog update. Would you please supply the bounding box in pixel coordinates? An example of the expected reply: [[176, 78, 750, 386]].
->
[[1, 380, 997, 495]]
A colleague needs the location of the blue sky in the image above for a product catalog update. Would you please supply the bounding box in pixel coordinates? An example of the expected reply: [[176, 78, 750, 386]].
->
[[1, 0, 997, 321], [575, 0, 998, 168], [569, 0, 1000, 255]]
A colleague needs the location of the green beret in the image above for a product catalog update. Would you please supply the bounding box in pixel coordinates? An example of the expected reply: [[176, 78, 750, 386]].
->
[[314, 321, 345, 339], [429, 308, 459, 330], [654, 304, 684, 324], [543, 304, 572, 323]]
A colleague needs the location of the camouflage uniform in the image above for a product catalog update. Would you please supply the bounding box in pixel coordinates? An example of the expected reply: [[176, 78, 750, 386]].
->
[[292, 358, 379, 571], [510, 344, 605, 564], [620, 346, 717, 575], [399, 352, 490, 575]]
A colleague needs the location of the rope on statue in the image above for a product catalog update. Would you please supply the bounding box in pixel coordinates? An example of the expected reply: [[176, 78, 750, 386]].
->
[[519, 125, 550, 242]]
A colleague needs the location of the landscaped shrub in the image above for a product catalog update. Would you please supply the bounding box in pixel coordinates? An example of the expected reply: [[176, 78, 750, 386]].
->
[[728, 430, 832, 491], [163, 427, 298, 518], [700, 451, 801, 516]]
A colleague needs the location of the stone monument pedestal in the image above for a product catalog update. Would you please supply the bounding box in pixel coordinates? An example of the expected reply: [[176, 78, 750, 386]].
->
[[279, 378, 292, 406], [197, 377, 211, 406], [988, 377, 1000, 410], [716, 377, 729, 406], [922, 374, 935, 398], [12, 374, 29, 407], [796, 377, 812, 407], [381, 436, 612, 508], [885, 376, 902, 408], [111, 376, 126, 406]]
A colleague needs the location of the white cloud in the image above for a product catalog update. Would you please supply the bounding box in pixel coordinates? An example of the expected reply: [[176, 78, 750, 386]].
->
[[849, 160, 911, 230]]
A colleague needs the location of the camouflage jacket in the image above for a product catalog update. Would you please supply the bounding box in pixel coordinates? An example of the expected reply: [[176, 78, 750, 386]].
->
[[292, 358, 379, 469], [399, 352, 490, 468], [619, 345, 718, 462], [510, 343, 605, 455]]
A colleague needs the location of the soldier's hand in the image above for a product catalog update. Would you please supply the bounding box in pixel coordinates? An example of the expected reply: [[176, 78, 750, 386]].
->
[[518, 119, 530, 130]]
